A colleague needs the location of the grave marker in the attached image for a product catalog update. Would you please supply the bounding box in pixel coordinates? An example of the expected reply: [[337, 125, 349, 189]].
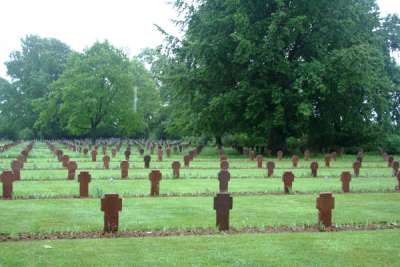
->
[[78, 171, 91, 198], [256, 155, 263, 168], [172, 161, 181, 178], [103, 155, 110, 169], [340, 172, 351, 193], [144, 155, 151, 168], [120, 161, 129, 179], [310, 161, 319, 177], [282, 172, 294, 194], [11, 160, 21, 180], [316, 192, 335, 228], [353, 161, 361, 177], [267, 161, 275, 177], [67, 161, 77, 180], [213, 193, 233, 231], [1, 171, 14, 199], [218, 170, 230, 192], [101, 194, 122, 233], [149, 170, 162, 196]]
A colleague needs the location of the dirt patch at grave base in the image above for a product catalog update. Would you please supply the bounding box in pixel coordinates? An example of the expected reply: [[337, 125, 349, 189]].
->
[[9, 189, 398, 200], [1, 223, 399, 242]]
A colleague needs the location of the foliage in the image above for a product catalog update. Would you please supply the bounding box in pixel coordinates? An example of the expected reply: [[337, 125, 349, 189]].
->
[[155, 0, 400, 151]]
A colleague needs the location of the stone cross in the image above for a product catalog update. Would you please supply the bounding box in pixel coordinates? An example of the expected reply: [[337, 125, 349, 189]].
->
[[1, 171, 14, 199], [277, 150, 283, 160], [292, 155, 299, 167], [124, 149, 131, 161], [78, 171, 91, 198], [165, 147, 171, 158], [267, 161, 275, 177], [101, 194, 122, 233], [157, 149, 163, 162], [91, 150, 97, 162], [341, 172, 352, 193], [172, 161, 181, 178], [149, 170, 162, 196], [316, 192, 335, 228], [11, 160, 21, 180], [144, 155, 151, 168], [353, 161, 361, 177], [67, 161, 77, 180], [120, 161, 129, 179], [103, 155, 110, 169], [83, 148, 88, 156], [139, 148, 145, 156], [111, 148, 117, 158], [392, 161, 399, 177], [282, 172, 294, 194], [220, 155, 228, 162], [324, 155, 331, 167], [62, 155, 70, 168], [310, 161, 319, 177], [56, 150, 63, 161], [218, 170, 230, 192], [256, 155, 263, 168], [213, 193, 233, 231], [184, 155, 191, 168], [220, 160, 229, 170]]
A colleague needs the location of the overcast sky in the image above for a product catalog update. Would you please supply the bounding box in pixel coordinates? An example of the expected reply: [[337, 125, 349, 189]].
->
[[0, 0, 399, 80]]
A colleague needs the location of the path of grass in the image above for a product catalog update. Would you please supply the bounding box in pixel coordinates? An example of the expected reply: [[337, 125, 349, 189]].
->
[[0, 229, 399, 267]]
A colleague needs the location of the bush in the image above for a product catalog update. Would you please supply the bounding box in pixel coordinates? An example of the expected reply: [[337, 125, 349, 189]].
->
[[18, 128, 34, 140], [381, 134, 400, 154]]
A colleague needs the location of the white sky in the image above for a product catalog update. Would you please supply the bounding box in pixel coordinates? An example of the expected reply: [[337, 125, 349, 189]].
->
[[0, 0, 399, 80]]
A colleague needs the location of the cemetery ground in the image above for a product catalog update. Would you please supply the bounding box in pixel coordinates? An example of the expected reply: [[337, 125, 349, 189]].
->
[[0, 142, 399, 266]]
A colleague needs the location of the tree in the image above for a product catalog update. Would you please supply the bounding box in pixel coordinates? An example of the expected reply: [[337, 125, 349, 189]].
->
[[36, 41, 135, 138], [158, 0, 400, 151], [3, 35, 71, 136]]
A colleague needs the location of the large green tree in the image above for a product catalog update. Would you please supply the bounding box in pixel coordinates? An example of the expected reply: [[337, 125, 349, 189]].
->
[[3, 35, 71, 136], [158, 0, 400, 151], [36, 41, 135, 138]]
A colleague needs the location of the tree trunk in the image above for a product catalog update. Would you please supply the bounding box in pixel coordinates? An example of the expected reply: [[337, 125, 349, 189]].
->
[[215, 135, 223, 149]]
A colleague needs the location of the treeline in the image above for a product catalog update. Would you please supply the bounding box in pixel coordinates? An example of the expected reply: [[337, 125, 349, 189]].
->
[[0, 35, 162, 139], [143, 0, 400, 153]]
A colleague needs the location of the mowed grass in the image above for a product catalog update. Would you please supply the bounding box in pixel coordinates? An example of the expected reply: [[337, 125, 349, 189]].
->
[[0, 193, 398, 235], [0, 230, 400, 267], [5, 177, 397, 198]]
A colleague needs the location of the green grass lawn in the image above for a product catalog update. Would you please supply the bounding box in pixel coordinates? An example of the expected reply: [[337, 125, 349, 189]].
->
[[5, 177, 397, 198], [0, 193, 398, 235], [0, 229, 399, 267]]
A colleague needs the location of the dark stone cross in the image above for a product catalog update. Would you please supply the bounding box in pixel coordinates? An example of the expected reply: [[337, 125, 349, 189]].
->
[[392, 161, 399, 177], [78, 171, 91, 198], [220, 155, 227, 162], [218, 170, 231, 192], [256, 155, 263, 168], [11, 160, 21, 180], [316, 192, 335, 228], [67, 161, 77, 180], [353, 161, 361, 177], [220, 160, 229, 171], [91, 150, 97, 162], [184, 155, 191, 168], [310, 161, 319, 177], [158, 149, 163, 162], [103, 155, 110, 169], [101, 194, 122, 233], [166, 147, 171, 158], [144, 155, 151, 168], [292, 155, 299, 168], [124, 149, 131, 161], [111, 148, 117, 158], [282, 172, 294, 194], [1, 171, 14, 199], [61, 155, 70, 168], [149, 170, 162, 196], [324, 155, 331, 167], [340, 172, 352, 193], [172, 161, 181, 178], [213, 193, 233, 231], [267, 161, 275, 177], [277, 150, 283, 160], [120, 161, 129, 179]]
